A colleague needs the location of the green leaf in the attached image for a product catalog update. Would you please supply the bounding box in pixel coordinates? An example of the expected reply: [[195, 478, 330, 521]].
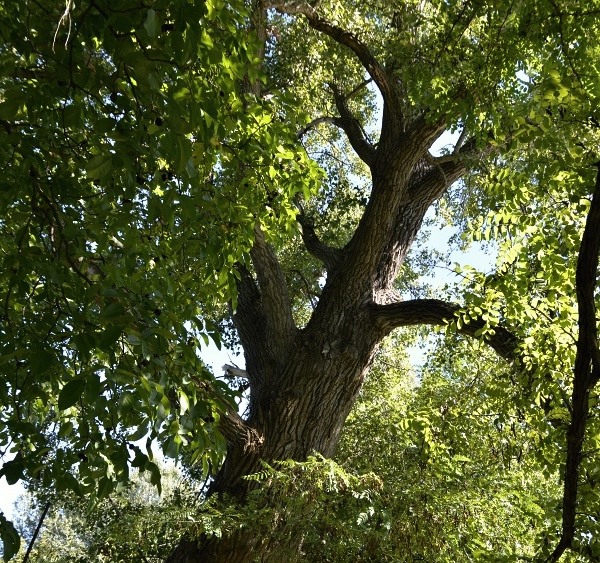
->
[[146, 461, 162, 494], [179, 390, 190, 415], [97, 476, 114, 500], [29, 347, 56, 375], [86, 154, 113, 179], [0, 513, 20, 562], [58, 379, 87, 410], [128, 423, 149, 442], [102, 302, 125, 318], [0, 460, 24, 486], [144, 9, 159, 39], [0, 87, 24, 120], [98, 325, 123, 351], [58, 421, 74, 438]]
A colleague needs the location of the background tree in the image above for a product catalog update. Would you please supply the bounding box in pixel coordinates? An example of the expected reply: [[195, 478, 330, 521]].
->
[[11, 459, 199, 562], [1, 0, 599, 561]]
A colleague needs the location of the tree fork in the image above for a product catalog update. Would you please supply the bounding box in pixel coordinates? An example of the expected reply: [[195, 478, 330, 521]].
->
[[166, 4, 518, 562]]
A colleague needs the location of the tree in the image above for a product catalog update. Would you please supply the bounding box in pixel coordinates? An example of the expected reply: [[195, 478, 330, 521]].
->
[[1, 0, 599, 561], [12, 458, 199, 562]]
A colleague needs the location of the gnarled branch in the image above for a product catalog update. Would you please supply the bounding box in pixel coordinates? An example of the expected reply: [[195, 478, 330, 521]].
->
[[412, 136, 480, 198], [369, 298, 519, 362], [218, 408, 264, 454]]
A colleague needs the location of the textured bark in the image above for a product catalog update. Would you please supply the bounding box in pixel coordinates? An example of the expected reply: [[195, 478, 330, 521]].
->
[[167, 5, 510, 562]]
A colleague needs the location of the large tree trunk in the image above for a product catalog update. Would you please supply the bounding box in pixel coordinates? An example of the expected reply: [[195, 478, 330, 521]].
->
[[166, 3, 488, 562], [166, 175, 477, 562]]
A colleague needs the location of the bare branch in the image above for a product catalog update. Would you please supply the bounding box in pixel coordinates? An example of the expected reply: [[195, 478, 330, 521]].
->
[[223, 364, 248, 379], [329, 83, 375, 166], [297, 212, 342, 271], [346, 78, 374, 99], [370, 298, 519, 362], [297, 116, 338, 138]]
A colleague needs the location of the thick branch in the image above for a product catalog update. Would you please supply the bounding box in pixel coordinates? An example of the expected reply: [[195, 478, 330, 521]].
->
[[233, 264, 264, 377], [370, 298, 519, 362], [412, 136, 480, 198], [250, 224, 297, 356], [548, 164, 600, 562], [297, 213, 342, 271]]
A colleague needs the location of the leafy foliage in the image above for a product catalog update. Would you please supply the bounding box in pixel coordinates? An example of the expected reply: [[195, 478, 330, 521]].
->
[[2, 0, 600, 560], [12, 459, 198, 562], [0, 0, 321, 534]]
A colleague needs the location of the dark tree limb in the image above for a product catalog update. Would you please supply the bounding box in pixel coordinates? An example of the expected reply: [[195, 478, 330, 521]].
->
[[329, 83, 375, 167], [369, 298, 519, 362], [22, 502, 50, 563], [575, 165, 600, 379], [547, 164, 600, 562], [297, 212, 342, 271]]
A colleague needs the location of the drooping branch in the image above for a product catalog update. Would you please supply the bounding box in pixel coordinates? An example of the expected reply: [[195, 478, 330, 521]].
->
[[369, 298, 519, 362], [297, 212, 342, 271], [548, 164, 600, 562]]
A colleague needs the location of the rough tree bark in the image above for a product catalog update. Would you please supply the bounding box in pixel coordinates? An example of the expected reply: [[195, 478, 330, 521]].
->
[[166, 3, 513, 562]]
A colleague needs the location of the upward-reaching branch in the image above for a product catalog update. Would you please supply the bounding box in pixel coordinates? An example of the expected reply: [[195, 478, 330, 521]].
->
[[297, 212, 342, 272], [250, 225, 298, 361], [269, 1, 402, 131], [548, 164, 600, 562], [329, 83, 375, 166]]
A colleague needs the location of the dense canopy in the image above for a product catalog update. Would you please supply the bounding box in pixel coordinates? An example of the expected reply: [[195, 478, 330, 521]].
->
[[1, 0, 600, 561]]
